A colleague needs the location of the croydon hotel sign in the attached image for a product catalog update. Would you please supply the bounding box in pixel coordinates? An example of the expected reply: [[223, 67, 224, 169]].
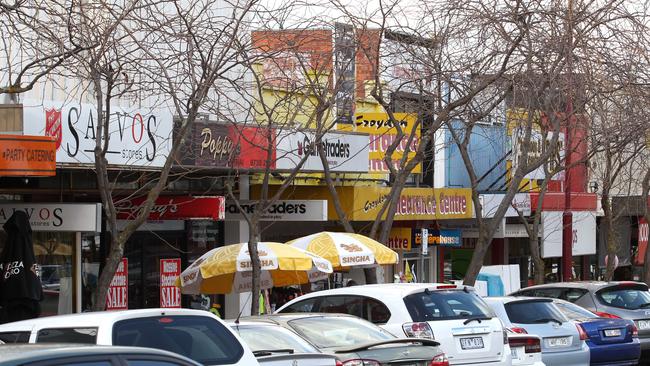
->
[[22, 99, 173, 168]]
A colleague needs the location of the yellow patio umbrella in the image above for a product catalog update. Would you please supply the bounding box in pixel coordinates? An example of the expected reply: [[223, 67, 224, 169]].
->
[[286, 232, 398, 268], [176, 242, 333, 294]]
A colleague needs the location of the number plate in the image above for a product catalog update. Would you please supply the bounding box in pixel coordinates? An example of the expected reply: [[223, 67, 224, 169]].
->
[[604, 329, 622, 337], [638, 320, 650, 330], [460, 336, 484, 350], [546, 336, 571, 348], [511, 346, 522, 360]]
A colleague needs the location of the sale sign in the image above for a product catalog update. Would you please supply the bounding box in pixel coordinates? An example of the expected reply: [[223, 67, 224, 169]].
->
[[160, 258, 181, 308], [106, 258, 128, 310], [636, 217, 649, 265]]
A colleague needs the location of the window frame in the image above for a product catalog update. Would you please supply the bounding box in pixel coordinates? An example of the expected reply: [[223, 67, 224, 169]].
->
[[35, 327, 98, 344]]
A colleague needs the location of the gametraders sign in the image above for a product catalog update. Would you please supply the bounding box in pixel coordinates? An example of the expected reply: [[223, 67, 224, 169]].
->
[[225, 200, 327, 221], [276, 130, 369, 173], [22, 99, 173, 168]]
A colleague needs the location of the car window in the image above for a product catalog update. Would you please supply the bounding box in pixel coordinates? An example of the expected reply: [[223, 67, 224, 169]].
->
[[319, 296, 363, 318], [287, 316, 393, 348], [234, 324, 318, 353], [403, 290, 494, 321], [0, 331, 30, 343], [36, 328, 98, 343], [515, 290, 535, 297], [365, 298, 391, 324], [597, 286, 650, 310], [505, 300, 567, 324], [563, 289, 588, 302], [63, 362, 112, 366], [126, 361, 187, 366], [534, 288, 563, 298], [554, 301, 597, 320], [112, 316, 243, 365], [279, 298, 318, 313]]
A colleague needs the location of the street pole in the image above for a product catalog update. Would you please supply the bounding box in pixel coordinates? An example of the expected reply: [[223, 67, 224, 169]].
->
[[561, 0, 574, 281]]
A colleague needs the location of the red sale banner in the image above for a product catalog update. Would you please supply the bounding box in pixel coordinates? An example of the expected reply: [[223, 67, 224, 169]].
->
[[106, 258, 128, 310], [160, 258, 181, 308], [636, 217, 649, 265]]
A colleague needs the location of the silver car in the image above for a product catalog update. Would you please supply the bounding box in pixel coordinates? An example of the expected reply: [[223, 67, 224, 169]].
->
[[511, 281, 650, 359], [484, 296, 590, 366]]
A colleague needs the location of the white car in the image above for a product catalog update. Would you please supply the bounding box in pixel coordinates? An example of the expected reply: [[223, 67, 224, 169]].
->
[[0, 308, 259, 366], [276, 283, 512, 366]]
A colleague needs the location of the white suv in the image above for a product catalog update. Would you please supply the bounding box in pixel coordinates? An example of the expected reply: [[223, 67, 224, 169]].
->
[[276, 283, 511, 366], [0, 308, 259, 366]]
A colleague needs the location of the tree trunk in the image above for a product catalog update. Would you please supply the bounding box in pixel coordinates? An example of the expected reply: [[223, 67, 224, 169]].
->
[[602, 193, 617, 281], [248, 219, 261, 315], [92, 232, 123, 310], [530, 235, 546, 285], [463, 236, 490, 286]]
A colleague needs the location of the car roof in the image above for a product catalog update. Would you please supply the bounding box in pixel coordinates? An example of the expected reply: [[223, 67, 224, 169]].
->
[[0, 344, 200, 364], [514, 281, 648, 292], [237, 313, 360, 326], [484, 296, 553, 304], [287, 283, 475, 299], [0, 308, 216, 330]]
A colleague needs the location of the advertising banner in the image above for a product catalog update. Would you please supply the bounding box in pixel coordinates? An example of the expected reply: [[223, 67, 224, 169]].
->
[[413, 229, 462, 247], [387, 227, 412, 250], [160, 258, 181, 308], [0, 203, 102, 232], [225, 200, 327, 221], [636, 217, 649, 265], [116, 196, 225, 221], [276, 130, 369, 173], [541, 211, 563, 258], [106, 258, 128, 310], [572, 211, 597, 256], [480, 193, 531, 218], [0, 135, 57, 176], [346, 113, 421, 174], [22, 99, 173, 168]]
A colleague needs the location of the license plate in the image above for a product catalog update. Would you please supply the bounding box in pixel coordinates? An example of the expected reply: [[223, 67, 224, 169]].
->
[[604, 329, 622, 337], [638, 320, 650, 330], [546, 336, 571, 348], [460, 336, 484, 350], [511, 346, 522, 360]]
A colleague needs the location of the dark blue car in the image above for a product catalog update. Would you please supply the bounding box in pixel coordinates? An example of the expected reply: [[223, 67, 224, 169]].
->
[[553, 298, 641, 366]]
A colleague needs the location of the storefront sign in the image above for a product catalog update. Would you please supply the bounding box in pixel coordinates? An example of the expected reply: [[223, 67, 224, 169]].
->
[[115, 196, 225, 221], [23, 99, 173, 168], [0, 135, 57, 176], [353, 187, 473, 221], [225, 200, 327, 221], [276, 130, 369, 173], [541, 211, 563, 258], [342, 113, 421, 173], [413, 229, 462, 247], [572, 211, 597, 256], [178, 123, 275, 169], [387, 227, 412, 250], [0, 203, 101, 232], [106, 258, 128, 310], [160, 258, 181, 308], [636, 217, 649, 265], [480, 193, 531, 218]]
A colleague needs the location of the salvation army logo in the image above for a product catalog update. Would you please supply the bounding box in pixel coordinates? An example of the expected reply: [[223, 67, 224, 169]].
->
[[45, 108, 62, 149]]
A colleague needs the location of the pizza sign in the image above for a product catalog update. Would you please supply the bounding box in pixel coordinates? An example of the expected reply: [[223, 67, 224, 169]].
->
[[105, 258, 128, 310], [160, 258, 181, 308]]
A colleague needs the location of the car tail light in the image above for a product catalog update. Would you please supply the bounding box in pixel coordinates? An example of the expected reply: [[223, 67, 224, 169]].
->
[[336, 361, 343, 366], [594, 311, 621, 319], [503, 328, 508, 344], [341, 359, 381, 366], [577, 324, 589, 340], [509, 336, 542, 353], [403, 322, 434, 339], [630, 324, 639, 337], [437, 285, 457, 289], [429, 353, 450, 366], [510, 327, 528, 334]]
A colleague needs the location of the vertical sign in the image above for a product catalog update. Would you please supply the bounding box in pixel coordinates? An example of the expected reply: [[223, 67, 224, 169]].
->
[[637, 217, 649, 265], [106, 258, 128, 310], [160, 258, 182, 308], [334, 22, 355, 124], [421, 228, 429, 255]]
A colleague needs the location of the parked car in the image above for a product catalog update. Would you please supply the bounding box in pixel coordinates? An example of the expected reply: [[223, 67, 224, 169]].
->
[[0, 308, 259, 366], [276, 283, 511, 365], [228, 319, 338, 365], [0, 344, 202, 366], [511, 281, 650, 360], [506, 329, 545, 366], [551, 298, 640, 365], [246, 313, 448, 366], [484, 296, 590, 366]]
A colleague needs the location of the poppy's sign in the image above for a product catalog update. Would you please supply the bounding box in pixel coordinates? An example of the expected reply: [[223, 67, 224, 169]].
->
[[160, 258, 181, 308], [0, 135, 56, 177], [106, 258, 128, 311], [115, 196, 225, 221]]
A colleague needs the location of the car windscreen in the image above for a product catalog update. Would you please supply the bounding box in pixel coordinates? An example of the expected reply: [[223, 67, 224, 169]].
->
[[113, 315, 243, 365], [403, 290, 494, 321], [287, 316, 394, 349], [505, 300, 567, 324], [597, 285, 650, 310], [554, 301, 597, 320], [234, 324, 318, 353]]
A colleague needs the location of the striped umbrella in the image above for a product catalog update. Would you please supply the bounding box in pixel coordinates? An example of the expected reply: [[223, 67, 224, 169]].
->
[[176, 242, 332, 294], [286, 232, 398, 268]]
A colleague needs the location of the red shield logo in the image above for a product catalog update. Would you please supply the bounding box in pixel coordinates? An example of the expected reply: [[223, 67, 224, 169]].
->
[[45, 108, 62, 150]]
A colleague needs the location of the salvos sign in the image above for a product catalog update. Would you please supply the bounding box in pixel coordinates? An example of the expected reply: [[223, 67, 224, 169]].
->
[[225, 200, 327, 221], [23, 99, 173, 168], [0, 203, 102, 232], [276, 130, 368, 173]]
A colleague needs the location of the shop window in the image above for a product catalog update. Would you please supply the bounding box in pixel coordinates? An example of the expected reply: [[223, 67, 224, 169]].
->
[[36, 327, 98, 343], [32, 232, 75, 316]]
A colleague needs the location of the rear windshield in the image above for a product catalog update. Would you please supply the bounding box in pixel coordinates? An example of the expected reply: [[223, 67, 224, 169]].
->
[[554, 301, 597, 320], [287, 316, 393, 348], [403, 290, 494, 321], [113, 315, 243, 365], [234, 324, 318, 353], [597, 286, 650, 310], [505, 300, 567, 324]]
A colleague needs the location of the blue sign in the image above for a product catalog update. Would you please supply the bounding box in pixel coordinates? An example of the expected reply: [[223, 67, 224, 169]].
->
[[412, 229, 462, 247]]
